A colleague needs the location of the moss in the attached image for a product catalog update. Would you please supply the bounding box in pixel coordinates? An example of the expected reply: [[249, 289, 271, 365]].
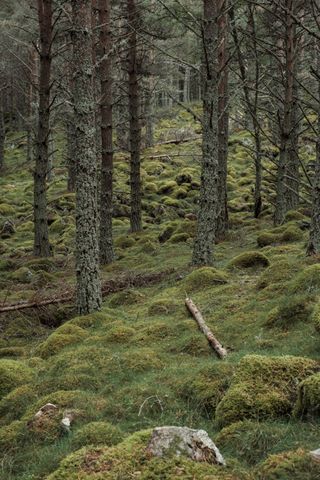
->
[[0, 203, 15, 215], [114, 235, 136, 249], [175, 170, 193, 185], [215, 355, 318, 427], [134, 322, 174, 342], [0, 420, 25, 452], [257, 260, 299, 290], [140, 239, 157, 254], [35, 325, 88, 359], [32, 270, 57, 287], [0, 359, 34, 399], [0, 346, 25, 357], [148, 298, 179, 316], [144, 182, 158, 193], [257, 448, 320, 480], [109, 289, 145, 308], [0, 384, 37, 420], [10, 266, 33, 283], [228, 251, 270, 270], [257, 232, 280, 248], [312, 302, 320, 333], [285, 210, 305, 221], [72, 422, 124, 449], [102, 324, 135, 343], [289, 264, 320, 294], [158, 180, 177, 194], [173, 187, 188, 199], [294, 373, 320, 417], [47, 429, 235, 480], [16, 220, 33, 233], [281, 225, 303, 242], [169, 232, 189, 243], [25, 257, 56, 272], [183, 267, 229, 292], [265, 295, 312, 330], [116, 348, 163, 373], [158, 222, 178, 243], [0, 241, 8, 254]]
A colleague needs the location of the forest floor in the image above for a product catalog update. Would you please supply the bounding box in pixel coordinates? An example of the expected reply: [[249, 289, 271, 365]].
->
[[1, 106, 320, 479]]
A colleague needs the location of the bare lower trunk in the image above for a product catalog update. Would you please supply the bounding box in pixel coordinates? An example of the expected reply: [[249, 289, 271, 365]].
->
[[127, 0, 142, 232], [33, 0, 52, 257], [216, 0, 229, 239], [0, 95, 4, 172], [66, 119, 76, 192], [72, 0, 102, 314], [192, 0, 219, 266], [99, 0, 115, 265]]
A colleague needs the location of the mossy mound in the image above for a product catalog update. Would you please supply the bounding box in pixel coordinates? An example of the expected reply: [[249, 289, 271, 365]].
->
[[10, 266, 33, 283], [72, 421, 124, 449], [0, 359, 34, 399], [257, 225, 303, 247], [102, 324, 135, 344], [158, 180, 177, 194], [289, 264, 320, 294], [228, 252, 270, 270], [257, 260, 299, 290], [265, 295, 312, 330], [183, 267, 229, 291], [0, 203, 15, 216], [109, 289, 145, 308], [134, 321, 174, 342], [294, 373, 320, 417], [284, 210, 306, 221], [35, 324, 88, 359], [0, 346, 26, 357], [158, 222, 178, 243], [257, 448, 320, 480], [257, 232, 280, 248], [312, 302, 320, 333], [114, 235, 136, 249], [169, 232, 189, 243], [47, 429, 235, 480], [148, 298, 179, 316], [0, 420, 25, 453], [215, 355, 318, 427], [24, 257, 56, 272], [0, 384, 37, 421]]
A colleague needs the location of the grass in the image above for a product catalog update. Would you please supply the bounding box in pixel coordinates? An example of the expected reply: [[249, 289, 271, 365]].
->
[[0, 107, 319, 479]]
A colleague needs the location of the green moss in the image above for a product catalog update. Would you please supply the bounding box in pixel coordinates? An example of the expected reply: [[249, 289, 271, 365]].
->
[[175, 170, 193, 185], [109, 289, 145, 308], [25, 257, 56, 272], [158, 222, 178, 243], [215, 355, 318, 427], [102, 324, 135, 343], [294, 373, 320, 417], [0, 420, 25, 452], [257, 448, 320, 480], [312, 302, 320, 333], [173, 187, 188, 199], [10, 266, 33, 283], [169, 232, 189, 243], [285, 210, 305, 221], [0, 384, 37, 420], [265, 295, 312, 330], [257, 232, 280, 248], [183, 267, 229, 292], [0, 359, 34, 399], [0, 346, 25, 357], [134, 321, 174, 342], [158, 180, 177, 194], [72, 421, 124, 449], [139, 239, 157, 254], [148, 298, 179, 316], [16, 220, 33, 233], [289, 265, 320, 294], [35, 325, 88, 359], [228, 251, 270, 270], [281, 225, 303, 242], [0, 203, 15, 215], [115, 235, 136, 249], [257, 260, 299, 290]]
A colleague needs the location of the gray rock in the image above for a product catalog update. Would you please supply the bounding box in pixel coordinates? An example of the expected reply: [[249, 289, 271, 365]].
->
[[310, 448, 320, 463], [146, 426, 225, 466]]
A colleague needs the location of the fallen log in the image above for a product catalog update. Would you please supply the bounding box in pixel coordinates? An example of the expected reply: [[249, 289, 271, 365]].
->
[[156, 136, 201, 146], [0, 269, 175, 314], [185, 297, 227, 359]]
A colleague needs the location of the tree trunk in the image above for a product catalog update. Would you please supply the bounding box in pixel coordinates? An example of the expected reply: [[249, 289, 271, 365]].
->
[[192, 0, 219, 266], [99, 0, 115, 265], [216, 0, 229, 239], [0, 92, 4, 172], [127, 0, 142, 232], [307, 41, 320, 255], [71, 0, 102, 314], [33, 0, 52, 257]]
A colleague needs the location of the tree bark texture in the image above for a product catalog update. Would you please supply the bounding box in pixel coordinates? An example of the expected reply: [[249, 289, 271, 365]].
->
[[99, 0, 115, 264], [192, 0, 219, 265], [0, 94, 4, 172], [71, 0, 102, 314], [33, 0, 52, 257], [127, 0, 142, 232]]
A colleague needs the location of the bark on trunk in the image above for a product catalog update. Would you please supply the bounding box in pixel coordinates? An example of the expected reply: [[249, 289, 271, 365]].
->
[[0, 94, 4, 172], [307, 41, 320, 255], [33, 0, 52, 257], [127, 0, 142, 232], [192, 0, 219, 266], [71, 0, 102, 315], [216, 0, 229, 239], [99, 0, 115, 264]]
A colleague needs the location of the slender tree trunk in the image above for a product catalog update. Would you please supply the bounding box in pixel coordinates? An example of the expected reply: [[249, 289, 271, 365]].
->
[[216, 0, 229, 239], [66, 119, 76, 192], [99, 0, 115, 264], [307, 41, 320, 255], [192, 0, 219, 266], [127, 0, 142, 232], [33, 0, 52, 257], [0, 93, 4, 173], [274, 0, 298, 225], [71, 0, 102, 314]]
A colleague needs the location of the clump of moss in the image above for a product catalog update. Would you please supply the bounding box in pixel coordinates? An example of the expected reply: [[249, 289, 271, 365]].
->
[[312, 302, 320, 333], [102, 324, 135, 343], [294, 373, 320, 417], [169, 232, 189, 243], [257, 260, 299, 290], [10, 267, 33, 283], [0, 384, 37, 421], [134, 322, 174, 343], [25, 257, 56, 272], [35, 324, 88, 359], [228, 251, 270, 270], [158, 180, 177, 194], [281, 225, 303, 242], [109, 289, 145, 308], [158, 221, 178, 243], [215, 355, 318, 427], [175, 170, 193, 185], [285, 210, 305, 221], [0, 420, 25, 452], [115, 235, 136, 249], [257, 448, 320, 480], [289, 264, 320, 294], [183, 267, 228, 291], [265, 295, 312, 330], [257, 225, 303, 247], [148, 298, 179, 316], [46, 429, 234, 480], [72, 421, 124, 449], [0, 346, 25, 357], [257, 232, 281, 248], [0, 359, 34, 399]]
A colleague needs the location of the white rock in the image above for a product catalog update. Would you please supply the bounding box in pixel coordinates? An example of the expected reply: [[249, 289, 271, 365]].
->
[[34, 403, 57, 419], [310, 448, 320, 463], [146, 426, 225, 466]]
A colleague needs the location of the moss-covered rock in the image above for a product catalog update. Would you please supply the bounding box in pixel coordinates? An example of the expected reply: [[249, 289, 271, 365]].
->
[[257, 232, 280, 248], [72, 421, 124, 449], [158, 180, 177, 194], [257, 448, 320, 480], [183, 267, 228, 292], [35, 325, 88, 359], [294, 373, 320, 417], [10, 266, 33, 283], [265, 295, 312, 330], [215, 355, 318, 427], [228, 251, 270, 270], [0, 359, 34, 399]]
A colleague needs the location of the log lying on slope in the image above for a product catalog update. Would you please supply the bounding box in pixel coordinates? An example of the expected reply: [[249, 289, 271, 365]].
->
[[185, 297, 227, 359]]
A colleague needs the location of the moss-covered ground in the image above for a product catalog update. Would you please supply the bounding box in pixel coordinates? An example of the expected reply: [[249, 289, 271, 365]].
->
[[0, 107, 320, 479]]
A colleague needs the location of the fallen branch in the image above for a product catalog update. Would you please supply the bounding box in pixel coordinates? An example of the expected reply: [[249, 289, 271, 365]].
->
[[156, 136, 201, 146], [0, 270, 175, 314], [185, 297, 227, 359]]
